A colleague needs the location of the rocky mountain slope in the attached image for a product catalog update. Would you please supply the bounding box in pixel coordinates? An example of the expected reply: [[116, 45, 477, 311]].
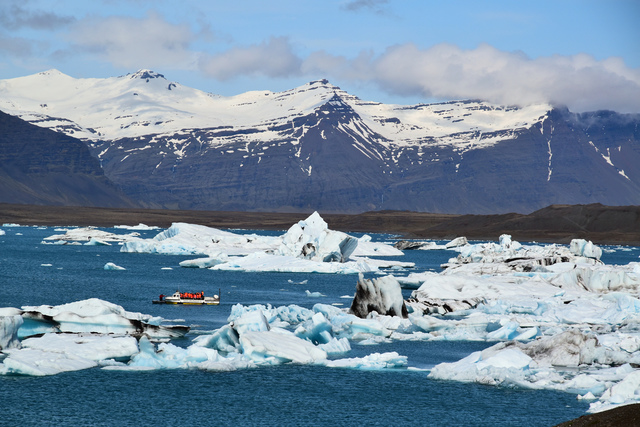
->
[[1, 70, 638, 213], [0, 111, 135, 207]]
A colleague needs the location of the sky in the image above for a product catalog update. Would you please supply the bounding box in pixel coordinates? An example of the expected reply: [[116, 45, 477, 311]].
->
[[1, 0, 639, 112]]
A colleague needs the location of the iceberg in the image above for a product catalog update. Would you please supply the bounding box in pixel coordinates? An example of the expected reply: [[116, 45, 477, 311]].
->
[[305, 290, 325, 297], [43, 227, 141, 243], [353, 234, 404, 257], [445, 236, 468, 248], [114, 223, 159, 230], [121, 222, 277, 256], [85, 238, 111, 246], [104, 262, 125, 271], [179, 255, 228, 268], [14, 299, 188, 339], [324, 352, 408, 369], [570, 239, 603, 260], [240, 329, 327, 364], [275, 212, 358, 262], [1, 346, 101, 376], [442, 235, 602, 273]]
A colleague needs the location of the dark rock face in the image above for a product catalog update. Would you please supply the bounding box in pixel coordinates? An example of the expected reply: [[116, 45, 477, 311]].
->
[[87, 104, 640, 214], [554, 402, 640, 427], [394, 240, 428, 250], [0, 111, 135, 207], [350, 275, 408, 319]]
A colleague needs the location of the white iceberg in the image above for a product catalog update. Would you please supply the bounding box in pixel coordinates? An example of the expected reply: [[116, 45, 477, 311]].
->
[[43, 227, 140, 243], [353, 234, 404, 257], [114, 223, 159, 230], [240, 329, 327, 364], [570, 239, 603, 260], [275, 212, 358, 262], [85, 238, 111, 246], [179, 255, 228, 268], [104, 262, 125, 271], [15, 298, 188, 339], [121, 222, 277, 256], [445, 236, 468, 248], [324, 351, 408, 369]]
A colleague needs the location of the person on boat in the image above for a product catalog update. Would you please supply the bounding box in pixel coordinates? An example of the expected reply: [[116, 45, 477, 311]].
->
[[159, 294, 164, 301]]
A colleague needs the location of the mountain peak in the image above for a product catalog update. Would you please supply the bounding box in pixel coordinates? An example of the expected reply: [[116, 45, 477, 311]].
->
[[127, 70, 166, 81], [38, 69, 65, 76], [307, 79, 339, 90]]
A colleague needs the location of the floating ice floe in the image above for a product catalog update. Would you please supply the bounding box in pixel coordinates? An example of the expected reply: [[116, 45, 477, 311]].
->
[[179, 255, 228, 268], [0, 299, 187, 341], [114, 223, 160, 230], [305, 290, 325, 298], [43, 227, 141, 244], [442, 235, 602, 273], [104, 262, 125, 271], [394, 236, 467, 251], [0, 299, 189, 375], [0, 333, 140, 376]]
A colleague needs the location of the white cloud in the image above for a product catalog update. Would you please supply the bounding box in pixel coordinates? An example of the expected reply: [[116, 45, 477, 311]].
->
[[303, 43, 640, 113], [67, 12, 197, 70], [198, 37, 301, 81]]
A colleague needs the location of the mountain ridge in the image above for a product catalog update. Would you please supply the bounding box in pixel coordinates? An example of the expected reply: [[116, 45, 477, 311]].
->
[[1, 70, 638, 214], [0, 110, 137, 208]]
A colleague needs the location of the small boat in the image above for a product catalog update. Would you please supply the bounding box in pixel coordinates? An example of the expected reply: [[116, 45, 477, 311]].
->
[[153, 290, 220, 305]]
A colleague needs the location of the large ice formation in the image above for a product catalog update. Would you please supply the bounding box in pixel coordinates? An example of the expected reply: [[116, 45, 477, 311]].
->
[[4, 299, 188, 340], [43, 227, 141, 244]]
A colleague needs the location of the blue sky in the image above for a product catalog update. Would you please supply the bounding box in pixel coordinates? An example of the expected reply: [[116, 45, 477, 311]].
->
[[1, 0, 639, 112]]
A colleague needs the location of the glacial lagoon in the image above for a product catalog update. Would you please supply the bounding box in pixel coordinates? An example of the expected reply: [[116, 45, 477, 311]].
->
[[1, 222, 639, 426]]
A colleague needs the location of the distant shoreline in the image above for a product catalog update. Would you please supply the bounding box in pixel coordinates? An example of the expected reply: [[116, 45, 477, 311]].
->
[[1, 203, 639, 246]]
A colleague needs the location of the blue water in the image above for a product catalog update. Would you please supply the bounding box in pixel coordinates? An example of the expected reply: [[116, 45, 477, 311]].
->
[[2, 227, 637, 426]]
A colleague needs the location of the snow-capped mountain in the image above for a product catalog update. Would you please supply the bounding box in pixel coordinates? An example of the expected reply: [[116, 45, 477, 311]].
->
[[1, 70, 639, 214]]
